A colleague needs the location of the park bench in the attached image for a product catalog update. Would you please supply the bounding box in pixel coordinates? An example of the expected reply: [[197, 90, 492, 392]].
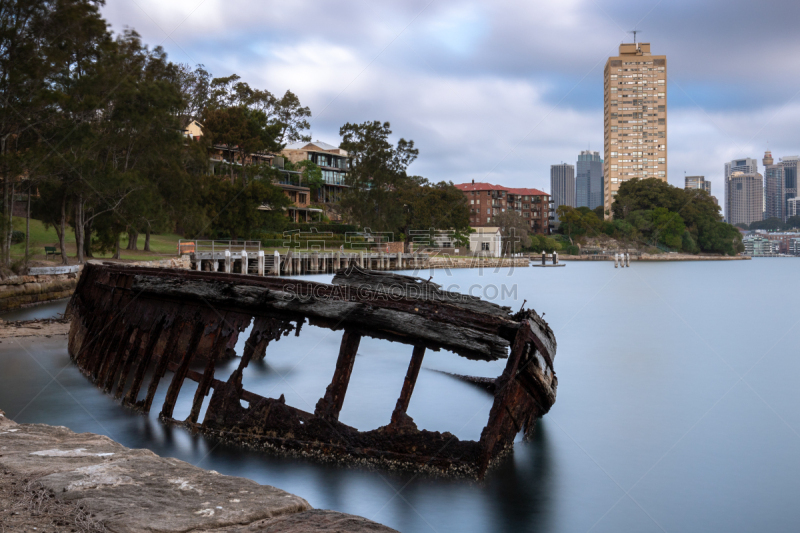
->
[[44, 246, 59, 259]]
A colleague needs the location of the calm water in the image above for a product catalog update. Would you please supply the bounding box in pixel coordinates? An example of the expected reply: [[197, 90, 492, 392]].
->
[[1, 259, 799, 532]]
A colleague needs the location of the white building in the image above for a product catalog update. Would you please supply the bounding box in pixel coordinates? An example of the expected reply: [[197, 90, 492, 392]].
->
[[469, 227, 502, 258]]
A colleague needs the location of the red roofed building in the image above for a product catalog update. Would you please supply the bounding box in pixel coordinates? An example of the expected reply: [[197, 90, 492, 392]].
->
[[455, 181, 552, 234]]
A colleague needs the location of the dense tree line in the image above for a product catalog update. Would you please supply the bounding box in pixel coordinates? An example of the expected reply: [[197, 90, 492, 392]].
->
[[737, 216, 800, 231], [0, 0, 306, 265], [336, 121, 470, 248], [557, 178, 744, 255]]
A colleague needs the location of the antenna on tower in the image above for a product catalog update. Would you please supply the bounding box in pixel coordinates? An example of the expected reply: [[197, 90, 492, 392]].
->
[[629, 30, 641, 44]]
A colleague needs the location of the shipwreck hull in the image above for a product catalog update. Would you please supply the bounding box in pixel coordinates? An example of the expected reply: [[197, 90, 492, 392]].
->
[[67, 263, 557, 478]]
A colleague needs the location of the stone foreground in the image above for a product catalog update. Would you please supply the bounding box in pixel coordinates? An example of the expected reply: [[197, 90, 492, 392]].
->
[[0, 410, 397, 532]]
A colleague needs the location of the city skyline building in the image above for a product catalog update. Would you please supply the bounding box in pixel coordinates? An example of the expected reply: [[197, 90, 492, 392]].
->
[[763, 151, 784, 220], [724, 158, 758, 179], [761, 152, 798, 221], [603, 41, 667, 217], [550, 163, 575, 222], [726, 171, 763, 226], [576, 150, 604, 210], [685, 175, 710, 193]]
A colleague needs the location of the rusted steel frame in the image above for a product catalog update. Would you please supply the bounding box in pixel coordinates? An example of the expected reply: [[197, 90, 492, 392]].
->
[[82, 314, 119, 380], [142, 317, 186, 414], [314, 329, 362, 421], [187, 314, 242, 425], [390, 346, 426, 425], [73, 308, 106, 368], [478, 320, 539, 477], [102, 326, 136, 393], [166, 362, 279, 408], [114, 327, 148, 399], [93, 325, 128, 385], [123, 316, 166, 407], [160, 320, 206, 419]]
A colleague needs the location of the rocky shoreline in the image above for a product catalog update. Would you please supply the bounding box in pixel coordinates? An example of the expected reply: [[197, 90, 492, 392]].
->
[[0, 411, 397, 532], [0, 321, 398, 532]]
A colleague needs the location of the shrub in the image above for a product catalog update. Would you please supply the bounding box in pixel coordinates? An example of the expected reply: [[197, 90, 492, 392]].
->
[[11, 230, 25, 244], [564, 245, 580, 255]]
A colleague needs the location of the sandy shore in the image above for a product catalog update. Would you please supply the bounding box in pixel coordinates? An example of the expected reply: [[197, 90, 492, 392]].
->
[[0, 317, 71, 339]]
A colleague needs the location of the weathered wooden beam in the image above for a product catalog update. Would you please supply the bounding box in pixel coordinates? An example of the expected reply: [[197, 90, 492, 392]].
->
[[127, 275, 511, 361], [390, 346, 426, 425], [314, 329, 361, 421]]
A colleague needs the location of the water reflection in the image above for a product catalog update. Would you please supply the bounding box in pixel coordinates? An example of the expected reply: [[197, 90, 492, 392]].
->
[[3, 261, 800, 532]]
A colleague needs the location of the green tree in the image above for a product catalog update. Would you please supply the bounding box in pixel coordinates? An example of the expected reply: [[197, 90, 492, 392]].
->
[[491, 210, 532, 254], [338, 120, 418, 232], [396, 176, 469, 249]]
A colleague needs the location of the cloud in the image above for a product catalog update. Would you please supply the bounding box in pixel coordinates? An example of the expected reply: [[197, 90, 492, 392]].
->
[[100, 0, 800, 212]]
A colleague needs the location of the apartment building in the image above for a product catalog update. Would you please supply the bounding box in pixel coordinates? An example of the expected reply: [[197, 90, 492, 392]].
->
[[604, 42, 667, 216], [282, 141, 349, 204], [455, 181, 552, 235]]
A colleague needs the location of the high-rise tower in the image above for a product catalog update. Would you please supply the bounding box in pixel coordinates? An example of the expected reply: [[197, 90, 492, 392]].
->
[[576, 150, 604, 210], [550, 163, 575, 222], [603, 42, 667, 217]]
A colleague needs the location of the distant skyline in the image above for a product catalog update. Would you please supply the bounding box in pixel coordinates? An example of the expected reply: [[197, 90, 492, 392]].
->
[[102, 0, 800, 200]]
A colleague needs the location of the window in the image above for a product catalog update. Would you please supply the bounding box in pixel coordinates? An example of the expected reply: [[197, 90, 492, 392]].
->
[[481, 242, 490, 251]]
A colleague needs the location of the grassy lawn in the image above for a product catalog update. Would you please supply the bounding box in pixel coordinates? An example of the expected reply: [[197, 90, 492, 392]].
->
[[10, 217, 184, 263]]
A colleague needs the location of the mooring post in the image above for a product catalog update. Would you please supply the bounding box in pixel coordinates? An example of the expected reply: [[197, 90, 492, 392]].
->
[[257, 250, 265, 276], [195, 259, 202, 271], [284, 250, 293, 275], [626, 252, 630, 267], [390, 346, 426, 425], [273, 250, 280, 275], [541, 250, 546, 266], [359, 251, 364, 269], [397, 251, 402, 269], [212, 259, 218, 272], [241, 250, 248, 274], [312, 252, 319, 273], [314, 329, 362, 421], [614, 253, 619, 268], [553, 251, 558, 265], [224, 250, 232, 273]]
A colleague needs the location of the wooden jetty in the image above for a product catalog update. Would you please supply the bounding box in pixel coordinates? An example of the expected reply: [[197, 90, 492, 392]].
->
[[181, 240, 430, 276]]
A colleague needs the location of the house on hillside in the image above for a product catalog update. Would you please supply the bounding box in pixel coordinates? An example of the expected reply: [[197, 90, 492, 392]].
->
[[282, 141, 349, 205]]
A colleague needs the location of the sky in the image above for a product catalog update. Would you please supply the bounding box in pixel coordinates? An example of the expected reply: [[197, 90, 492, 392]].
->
[[101, 0, 800, 199]]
